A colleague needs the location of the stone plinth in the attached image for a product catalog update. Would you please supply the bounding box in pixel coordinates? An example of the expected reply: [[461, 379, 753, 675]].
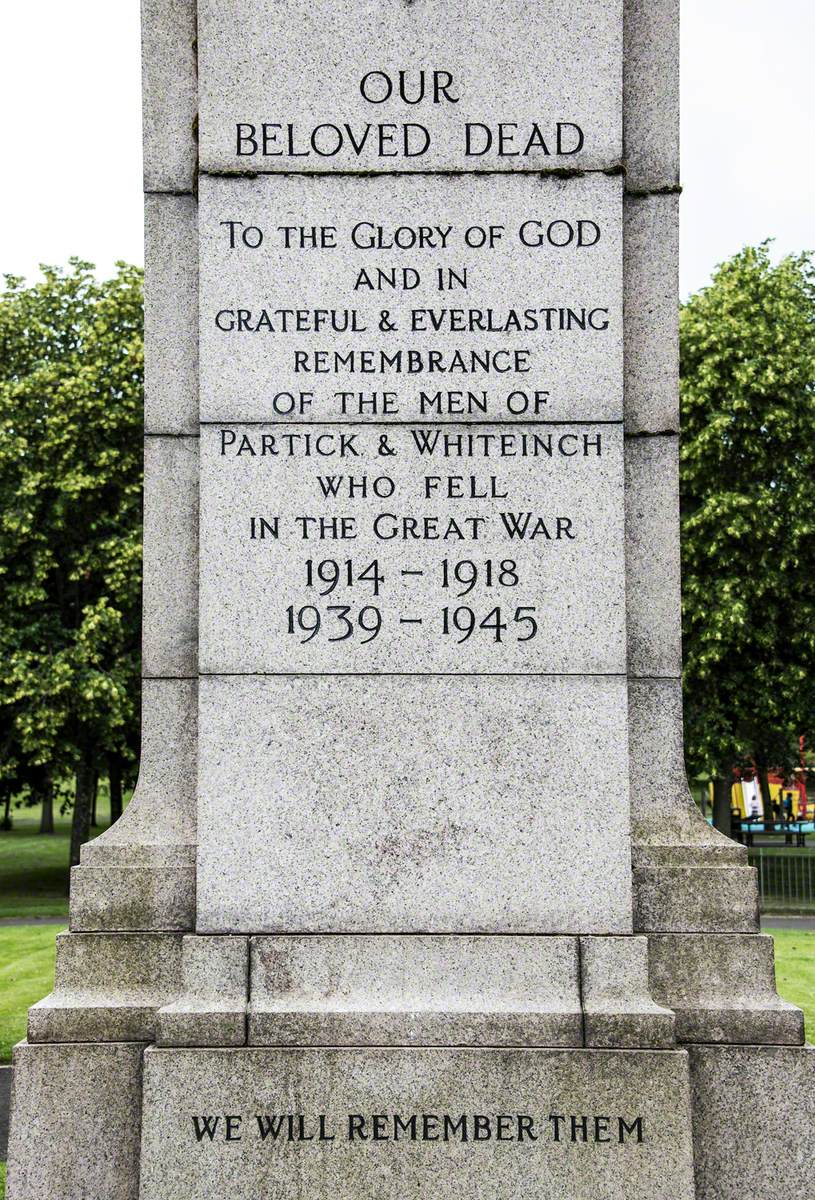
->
[[139, 1046, 697, 1200], [249, 935, 582, 1046], [688, 1044, 815, 1200], [6, 1042, 143, 1200]]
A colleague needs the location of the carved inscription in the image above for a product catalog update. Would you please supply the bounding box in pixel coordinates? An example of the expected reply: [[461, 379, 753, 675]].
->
[[190, 1110, 646, 1145], [200, 174, 622, 423], [199, 423, 624, 673], [197, 4, 624, 173], [198, 78, 624, 675]]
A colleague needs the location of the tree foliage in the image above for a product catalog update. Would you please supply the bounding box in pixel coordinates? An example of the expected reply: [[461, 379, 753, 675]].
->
[[0, 260, 143, 854], [680, 244, 815, 796]]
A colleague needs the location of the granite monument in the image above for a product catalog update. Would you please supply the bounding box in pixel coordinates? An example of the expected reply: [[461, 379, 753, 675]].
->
[[6, 1, 814, 1197]]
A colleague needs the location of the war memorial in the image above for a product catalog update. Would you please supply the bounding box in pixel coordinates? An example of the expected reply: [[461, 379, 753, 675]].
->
[[6, 1, 814, 1196]]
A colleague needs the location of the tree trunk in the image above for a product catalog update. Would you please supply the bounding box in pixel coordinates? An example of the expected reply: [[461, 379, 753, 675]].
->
[[712, 776, 733, 836], [756, 754, 774, 833], [90, 770, 99, 827], [108, 756, 123, 824], [38, 777, 55, 834], [70, 756, 95, 868], [0, 786, 11, 831], [699, 784, 708, 820]]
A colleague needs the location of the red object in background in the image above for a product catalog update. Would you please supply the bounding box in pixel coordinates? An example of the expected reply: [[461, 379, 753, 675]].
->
[[797, 736, 809, 817], [732, 751, 811, 820], [766, 741, 810, 819]]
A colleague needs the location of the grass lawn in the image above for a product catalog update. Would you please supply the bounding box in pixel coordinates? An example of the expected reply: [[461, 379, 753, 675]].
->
[[0, 924, 65, 1062], [767, 927, 815, 1032], [0, 795, 120, 919], [0, 823, 70, 918]]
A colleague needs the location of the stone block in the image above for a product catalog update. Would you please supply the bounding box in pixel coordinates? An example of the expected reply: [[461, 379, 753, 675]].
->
[[624, 435, 682, 678], [0, 1063, 10, 1160], [198, 172, 623, 424], [69, 864, 195, 932], [142, 0, 197, 192], [6, 1041, 143, 1200], [580, 937, 675, 1048], [139, 1046, 696, 1200], [144, 194, 198, 434], [197, 0, 623, 174], [158, 936, 250, 1047], [142, 436, 199, 679], [624, 194, 679, 432], [648, 934, 804, 1045], [199, 423, 625, 675], [28, 933, 184, 1043], [634, 864, 760, 934], [197, 674, 633, 935], [249, 935, 581, 1046], [688, 1044, 815, 1200], [623, 0, 679, 192]]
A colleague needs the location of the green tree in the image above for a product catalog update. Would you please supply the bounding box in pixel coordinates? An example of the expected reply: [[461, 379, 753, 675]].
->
[[680, 244, 815, 830], [0, 260, 143, 863]]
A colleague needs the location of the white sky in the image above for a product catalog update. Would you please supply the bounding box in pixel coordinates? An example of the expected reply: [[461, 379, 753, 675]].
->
[[0, 0, 812, 297]]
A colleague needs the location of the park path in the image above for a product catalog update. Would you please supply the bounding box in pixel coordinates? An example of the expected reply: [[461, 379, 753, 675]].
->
[[0, 917, 66, 927], [761, 916, 815, 931]]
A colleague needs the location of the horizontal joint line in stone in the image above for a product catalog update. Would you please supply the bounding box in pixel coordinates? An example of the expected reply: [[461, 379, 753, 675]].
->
[[143, 189, 198, 199], [624, 186, 683, 198], [142, 674, 198, 682], [198, 671, 629, 679], [238, 932, 642, 938], [71, 929, 190, 935], [143, 432, 200, 440], [197, 166, 625, 182], [199, 420, 624, 429], [628, 676, 686, 686], [196, 1043, 675, 1051], [624, 430, 679, 439], [673, 1036, 803, 1050]]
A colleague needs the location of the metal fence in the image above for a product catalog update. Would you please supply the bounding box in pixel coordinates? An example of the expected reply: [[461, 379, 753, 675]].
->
[[748, 849, 815, 910]]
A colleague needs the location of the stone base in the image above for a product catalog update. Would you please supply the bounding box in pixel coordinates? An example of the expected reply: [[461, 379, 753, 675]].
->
[[633, 861, 760, 934], [27, 932, 184, 1043], [648, 934, 804, 1045], [248, 934, 584, 1046], [69, 856, 196, 932], [6, 1041, 143, 1200], [8, 1039, 815, 1198], [689, 1043, 815, 1200], [139, 1046, 697, 1200], [67, 677, 198, 934], [628, 679, 761, 937]]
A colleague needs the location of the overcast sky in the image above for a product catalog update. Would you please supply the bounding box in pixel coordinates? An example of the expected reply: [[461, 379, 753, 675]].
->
[[0, 0, 812, 297]]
